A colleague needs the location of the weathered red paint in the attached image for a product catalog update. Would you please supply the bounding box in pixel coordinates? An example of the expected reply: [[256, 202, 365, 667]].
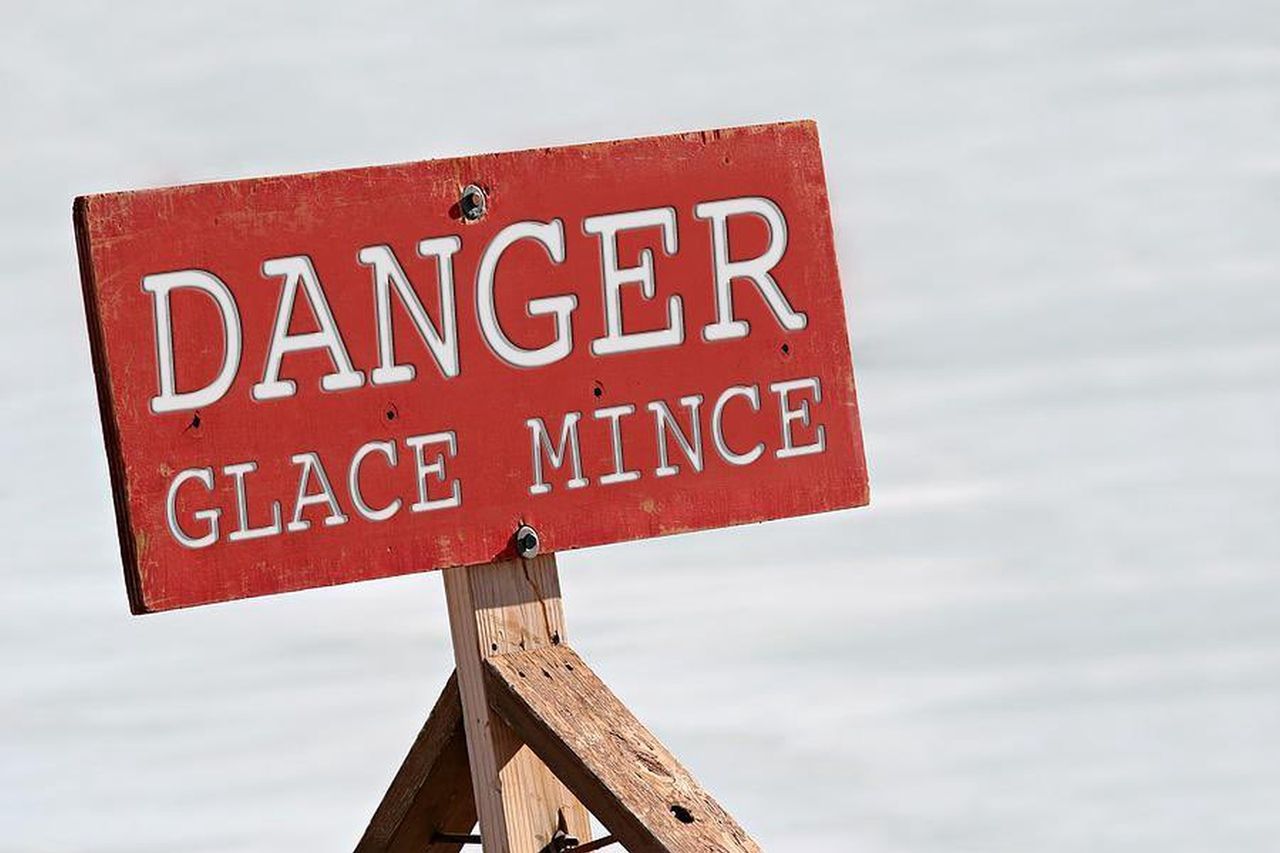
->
[[75, 120, 868, 613]]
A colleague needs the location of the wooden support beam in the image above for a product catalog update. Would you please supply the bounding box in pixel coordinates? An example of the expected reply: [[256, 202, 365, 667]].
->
[[443, 556, 592, 853], [354, 672, 477, 853], [484, 644, 761, 853]]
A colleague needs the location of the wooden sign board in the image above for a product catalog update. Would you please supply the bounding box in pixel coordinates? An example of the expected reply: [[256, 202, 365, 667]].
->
[[75, 120, 868, 614]]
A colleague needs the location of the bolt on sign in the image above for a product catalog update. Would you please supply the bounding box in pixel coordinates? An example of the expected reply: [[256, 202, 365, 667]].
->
[[75, 120, 869, 614]]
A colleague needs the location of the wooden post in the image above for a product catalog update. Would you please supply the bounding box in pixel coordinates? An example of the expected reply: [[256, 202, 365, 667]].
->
[[442, 555, 592, 853], [360, 552, 761, 853]]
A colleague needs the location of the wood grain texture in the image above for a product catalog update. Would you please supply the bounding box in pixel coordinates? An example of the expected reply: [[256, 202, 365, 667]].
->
[[444, 556, 591, 853], [485, 645, 761, 853], [354, 672, 477, 853]]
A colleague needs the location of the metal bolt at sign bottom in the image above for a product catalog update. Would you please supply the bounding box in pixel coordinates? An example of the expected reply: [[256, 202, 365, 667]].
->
[[515, 524, 540, 559]]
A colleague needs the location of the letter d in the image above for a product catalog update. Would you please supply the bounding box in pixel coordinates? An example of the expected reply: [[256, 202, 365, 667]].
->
[[143, 270, 242, 413]]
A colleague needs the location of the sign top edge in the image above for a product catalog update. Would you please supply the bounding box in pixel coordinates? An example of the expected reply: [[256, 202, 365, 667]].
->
[[73, 119, 821, 209]]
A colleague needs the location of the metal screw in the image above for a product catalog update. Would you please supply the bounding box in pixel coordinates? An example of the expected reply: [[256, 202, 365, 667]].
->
[[514, 524, 540, 559], [460, 183, 487, 221]]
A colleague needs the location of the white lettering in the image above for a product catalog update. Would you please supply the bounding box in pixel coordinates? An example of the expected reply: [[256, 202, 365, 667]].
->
[[477, 221, 577, 368], [695, 197, 806, 341], [648, 395, 704, 477], [348, 440, 402, 521], [224, 461, 283, 541], [287, 452, 348, 532], [585, 207, 682, 355], [711, 385, 765, 466], [360, 238, 462, 385], [770, 377, 826, 458], [405, 432, 461, 512], [594, 404, 640, 485], [253, 256, 365, 400], [527, 413, 588, 495], [166, 467, 221, 548], [143, 270, 242, 413]]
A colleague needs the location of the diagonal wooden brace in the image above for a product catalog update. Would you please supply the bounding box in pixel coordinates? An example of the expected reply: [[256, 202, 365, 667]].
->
[[354, 673, 476, 853], [485, 645, 761, 853], [357, 554, 760, 853]]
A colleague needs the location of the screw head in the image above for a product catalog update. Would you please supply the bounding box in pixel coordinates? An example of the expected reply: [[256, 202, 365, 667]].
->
[[514, 524, 539, 559], [460, 184, 487, 221]]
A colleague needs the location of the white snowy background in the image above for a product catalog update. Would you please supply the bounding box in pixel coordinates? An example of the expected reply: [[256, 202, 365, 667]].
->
[[2, 2, 1278, 850]]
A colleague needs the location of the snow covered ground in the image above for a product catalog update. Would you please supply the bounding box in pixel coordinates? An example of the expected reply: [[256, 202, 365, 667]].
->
[[2, 1, 1278, 850]]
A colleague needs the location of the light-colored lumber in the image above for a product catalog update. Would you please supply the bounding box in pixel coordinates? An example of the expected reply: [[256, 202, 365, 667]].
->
[[484, 644, 761, 853], [443, 556, 591, 853]]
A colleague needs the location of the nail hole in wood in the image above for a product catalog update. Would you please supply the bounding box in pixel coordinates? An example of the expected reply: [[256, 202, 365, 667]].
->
[[670, 804, 695, 824]]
